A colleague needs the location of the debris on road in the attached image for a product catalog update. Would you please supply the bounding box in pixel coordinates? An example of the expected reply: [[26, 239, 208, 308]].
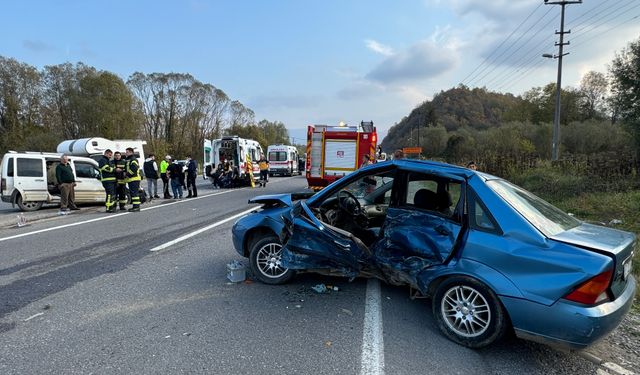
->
[[609, 219, 623, 226], [226, 260, 246, 283], [16, 214, 27, 227], [183, 332, 191, 337], [23, 312, 44, 322], [311, 284, 327, 293], [324, 340, 332, 347], [340, 308, 353, 316]]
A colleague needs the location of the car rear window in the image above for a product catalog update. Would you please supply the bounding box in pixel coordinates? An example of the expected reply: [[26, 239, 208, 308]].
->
[[17, 158, 43, 177], [487, 180, 580, 236], [269, 151, 287, 161]]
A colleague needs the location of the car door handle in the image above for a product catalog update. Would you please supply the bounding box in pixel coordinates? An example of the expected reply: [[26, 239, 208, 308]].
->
[[35, 179, 44, 182], [435, 225, 450, 236]]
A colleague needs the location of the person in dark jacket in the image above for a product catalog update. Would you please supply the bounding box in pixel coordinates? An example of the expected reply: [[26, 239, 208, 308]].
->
[[114, 152, 127, 210], [55, 154, 79, 213], [125, 147, 142, 212], [98, 149, 117, 213], [186, 155, 198, 198], [143, 154, 160, 201], [166, 159, 184, 199]]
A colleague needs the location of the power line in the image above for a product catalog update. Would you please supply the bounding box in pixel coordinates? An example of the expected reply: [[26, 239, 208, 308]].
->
[[567, 0, 614, 25], [498, 58, 548, 93], [571, 12, 640, 51], [481, 16, 559, 88], [488, 34, 556, 89], [571, 0, 640, 43], [467, 7, 555, 87], [459, 2, 543, 85], [571, 0, 636, 34], [459, 3, 544, 85]]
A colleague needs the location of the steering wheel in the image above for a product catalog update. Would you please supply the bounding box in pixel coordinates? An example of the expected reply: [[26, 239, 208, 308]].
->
[[337, 190, 362, 216]]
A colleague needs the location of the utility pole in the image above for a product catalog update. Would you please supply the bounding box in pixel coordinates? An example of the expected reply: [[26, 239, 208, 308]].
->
[[544, 0, 581, 161]]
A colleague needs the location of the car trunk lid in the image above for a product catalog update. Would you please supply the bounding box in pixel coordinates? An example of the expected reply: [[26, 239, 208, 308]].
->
[[550, 223, 635, 300]]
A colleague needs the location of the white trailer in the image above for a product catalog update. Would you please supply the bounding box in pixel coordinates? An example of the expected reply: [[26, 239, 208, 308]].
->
[[56, 138, 147, 167]]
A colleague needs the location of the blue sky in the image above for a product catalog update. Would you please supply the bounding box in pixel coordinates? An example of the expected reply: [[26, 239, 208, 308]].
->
[[2, 0, 639, 143]]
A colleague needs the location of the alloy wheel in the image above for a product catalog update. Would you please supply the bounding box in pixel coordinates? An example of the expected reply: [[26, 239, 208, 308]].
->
[[441, 285, 491, 338]]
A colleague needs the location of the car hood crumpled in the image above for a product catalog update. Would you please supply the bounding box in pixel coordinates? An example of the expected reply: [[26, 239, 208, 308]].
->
[[248, 191, 315, 208]]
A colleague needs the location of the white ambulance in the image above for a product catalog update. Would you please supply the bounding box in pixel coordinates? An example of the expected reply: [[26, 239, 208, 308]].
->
[[266, 144, 300, 176], [203, 136, 263, 184]]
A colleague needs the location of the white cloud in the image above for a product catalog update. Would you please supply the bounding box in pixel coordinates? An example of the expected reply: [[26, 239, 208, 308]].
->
[[366, 40, 458, 84], [365, 39, 394, 57]]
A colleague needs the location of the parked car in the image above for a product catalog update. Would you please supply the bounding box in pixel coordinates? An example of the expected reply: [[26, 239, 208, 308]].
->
[[232, 159, 636, 349], [1, 152, 105, 211]]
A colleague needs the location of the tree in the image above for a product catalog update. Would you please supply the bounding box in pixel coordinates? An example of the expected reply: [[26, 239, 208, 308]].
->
[[578, 71, 608, 120], [609, 37, 640, 135], [0, 57, 43, 153]]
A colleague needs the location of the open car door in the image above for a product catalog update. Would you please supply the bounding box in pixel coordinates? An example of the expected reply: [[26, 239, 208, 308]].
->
[[281, 200, 372, 278]]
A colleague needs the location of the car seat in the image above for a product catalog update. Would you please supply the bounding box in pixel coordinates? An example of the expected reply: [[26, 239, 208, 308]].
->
[[413, 189, 438, 211]]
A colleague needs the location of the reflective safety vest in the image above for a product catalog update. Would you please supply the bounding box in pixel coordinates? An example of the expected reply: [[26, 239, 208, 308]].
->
[[125, 156, 141, 183], [98, 156, 116, 182], [115, 158, 127, 184]]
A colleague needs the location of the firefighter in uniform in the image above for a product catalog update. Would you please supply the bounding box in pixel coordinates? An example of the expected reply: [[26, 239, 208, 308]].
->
[[114, 151, 127, 210], [98, 149, 117, 213], [125, 147, 142, 212]]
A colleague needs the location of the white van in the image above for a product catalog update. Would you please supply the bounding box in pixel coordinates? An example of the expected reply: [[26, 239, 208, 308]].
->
[[267, 144, 300, 176], [0, 152, 105, 211]]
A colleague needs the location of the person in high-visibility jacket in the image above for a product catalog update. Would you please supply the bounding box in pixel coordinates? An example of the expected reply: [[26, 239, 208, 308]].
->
[[125, 147, 142, 212], [160, 155, 171, 199], [98, 149, 117, 213], [114, 151, 127, 210]]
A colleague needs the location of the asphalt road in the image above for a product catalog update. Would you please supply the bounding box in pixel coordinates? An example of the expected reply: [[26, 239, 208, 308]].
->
[[0, 176, 609, 374]]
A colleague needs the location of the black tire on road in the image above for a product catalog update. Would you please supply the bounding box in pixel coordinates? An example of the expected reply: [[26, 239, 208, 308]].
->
[[432, 276, 508, 349], [16, 195, 43, 212], [249, 235, 295, 285]]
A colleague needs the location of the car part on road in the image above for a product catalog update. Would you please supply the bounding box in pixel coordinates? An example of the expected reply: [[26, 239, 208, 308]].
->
[[433, 276, 508, 349], [227, 260, 246, 283], [249, 235, 295, 285]]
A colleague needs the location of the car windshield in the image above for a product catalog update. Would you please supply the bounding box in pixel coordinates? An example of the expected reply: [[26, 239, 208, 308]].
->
[[337, 171, 394, 202], [487, 180, 580, 236]]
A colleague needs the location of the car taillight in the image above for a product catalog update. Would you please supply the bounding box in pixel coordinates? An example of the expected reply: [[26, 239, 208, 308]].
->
[[564, 269, 613, 305], [0, 177, 5, 192]]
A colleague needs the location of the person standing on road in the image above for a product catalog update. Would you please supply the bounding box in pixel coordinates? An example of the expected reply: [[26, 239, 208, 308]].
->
[[114, 152, 127, 211], [186, 155, 198, 198], [166, 159, 184, 199], [258, 154, 269, 187], [98, 149, 117, 213], [160, 155, 171, 199], [143, 154, 160, 201], [55, 154, 79, 213], [125, 147, 141, 212]]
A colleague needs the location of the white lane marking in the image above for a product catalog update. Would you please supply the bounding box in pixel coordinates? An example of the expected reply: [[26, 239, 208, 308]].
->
[[0, 190, 238, 243], [141, 189, 237, 211], [149, 206, 257, 252], [361, 278, 385, 375]]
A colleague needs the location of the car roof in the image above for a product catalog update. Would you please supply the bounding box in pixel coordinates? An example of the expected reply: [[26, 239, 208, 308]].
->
[[386, 159, 476, 178]]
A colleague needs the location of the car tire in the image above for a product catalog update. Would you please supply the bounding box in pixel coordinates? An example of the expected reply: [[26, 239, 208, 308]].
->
[[432, 276, 508, 349], [249, 235, 295, 285], [16, 195, 43, 212]]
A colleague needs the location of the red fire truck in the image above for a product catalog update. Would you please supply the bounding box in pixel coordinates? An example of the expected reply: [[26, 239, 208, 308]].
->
[[305, 121, 377, 190]]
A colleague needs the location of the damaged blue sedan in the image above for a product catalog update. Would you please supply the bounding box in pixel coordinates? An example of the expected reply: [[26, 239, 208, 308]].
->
[[231, 160, 636, 349]]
